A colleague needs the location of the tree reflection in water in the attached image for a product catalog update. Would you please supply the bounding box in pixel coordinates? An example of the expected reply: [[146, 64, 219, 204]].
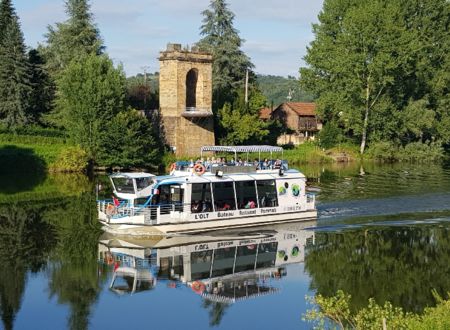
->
[[304, 218, 450, 313], [0, 173, 103, 330]]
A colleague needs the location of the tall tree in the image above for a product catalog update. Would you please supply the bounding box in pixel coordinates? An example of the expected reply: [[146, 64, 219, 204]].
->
[[54, 54, 126, 161], [198, 0, 253, 110], [0, 0, 32, 129], [28, 49, 54, 124], [300, 0, 449, 154], [40, 0, 103, 76]]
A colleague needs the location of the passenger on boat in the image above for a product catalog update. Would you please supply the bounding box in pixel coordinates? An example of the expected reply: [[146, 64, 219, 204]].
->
[[191, 200, 202, 213], [245, 200, 256, 209], [188, 159, 194, 168], [262, 158, 269, 170], [274, 159, 282, 169]]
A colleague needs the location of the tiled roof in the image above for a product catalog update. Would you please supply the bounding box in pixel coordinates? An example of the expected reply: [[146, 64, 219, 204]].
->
[[283, 102, 316, 116], [259, 107, 272, 120]]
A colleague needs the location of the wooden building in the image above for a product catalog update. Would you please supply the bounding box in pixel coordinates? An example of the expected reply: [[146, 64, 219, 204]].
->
[[260, 102, 322, 145]]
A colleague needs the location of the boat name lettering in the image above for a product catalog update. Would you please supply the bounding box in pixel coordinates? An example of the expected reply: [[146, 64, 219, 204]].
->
[[261, 208, 277, 214], [194, 244, 209, 251], [284, 205, 302, 212], [217, 211, 234, 218], [239, 210, 257, 216], [194, 213, 209, 220], [217, 241, 234, 248], [239, 239, 255, 245], [261, 237, 277, 243], [283, 233, 297, 240]]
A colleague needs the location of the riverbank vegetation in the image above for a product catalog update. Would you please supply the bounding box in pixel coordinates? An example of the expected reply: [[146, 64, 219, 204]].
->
[[303, 290, 450, 330], [301, 0, 450, 158]]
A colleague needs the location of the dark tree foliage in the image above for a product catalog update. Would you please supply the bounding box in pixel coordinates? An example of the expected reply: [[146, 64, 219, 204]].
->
[[0, 0, 32, 129], [40, 0, 103, 76], [28, 49, 55, 124], [97, 109, 162, 168], [126, 73, 159, 111]]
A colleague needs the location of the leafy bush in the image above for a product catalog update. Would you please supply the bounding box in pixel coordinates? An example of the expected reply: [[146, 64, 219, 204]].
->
[[367, 141, 444, 162], [318, 122, 345, 149], [303, 290, 450, 330], [50, 146, 88, 172]]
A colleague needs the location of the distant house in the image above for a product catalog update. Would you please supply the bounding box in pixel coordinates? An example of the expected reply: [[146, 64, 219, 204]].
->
[[259, 102, 322, 145]]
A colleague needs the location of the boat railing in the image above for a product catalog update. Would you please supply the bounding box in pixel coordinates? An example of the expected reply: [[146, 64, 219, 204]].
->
[[173, 161, 289, 174]]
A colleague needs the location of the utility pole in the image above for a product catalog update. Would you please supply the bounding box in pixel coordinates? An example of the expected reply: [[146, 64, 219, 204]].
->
[[141, 66, 151, 110]]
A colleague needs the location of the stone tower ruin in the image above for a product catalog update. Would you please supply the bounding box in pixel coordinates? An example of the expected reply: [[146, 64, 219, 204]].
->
[[159, 43, 215, 156]]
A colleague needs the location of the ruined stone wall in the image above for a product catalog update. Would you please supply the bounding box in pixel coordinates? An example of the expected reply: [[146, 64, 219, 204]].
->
[[159, 44, 215, 156]]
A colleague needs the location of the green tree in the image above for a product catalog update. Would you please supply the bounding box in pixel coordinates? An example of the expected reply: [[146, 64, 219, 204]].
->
[[300, 0, 450, 154], [0, 0, 32, 129], [54, 54, 126, 161], [40, 0, 103, 76], [28, 49, 54, 124], [198, 0, 253, 110], [97, 109, 162, 168], [218, 89, 270, 145]]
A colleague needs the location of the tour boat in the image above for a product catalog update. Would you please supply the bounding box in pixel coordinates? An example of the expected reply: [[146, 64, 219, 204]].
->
[[98, 221, 316, 298], [97, 146, 317, 235]]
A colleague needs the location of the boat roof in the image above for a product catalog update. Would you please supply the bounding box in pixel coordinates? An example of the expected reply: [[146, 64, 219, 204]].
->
[[110, 172, 155, 179], [201, 145, 283, 153]]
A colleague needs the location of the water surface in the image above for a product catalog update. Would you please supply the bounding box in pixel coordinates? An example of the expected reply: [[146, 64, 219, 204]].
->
[[0, 162, 449, 329]]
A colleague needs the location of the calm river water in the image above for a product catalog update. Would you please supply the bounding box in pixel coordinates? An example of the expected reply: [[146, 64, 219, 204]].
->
[[0, 161, 449, 330]]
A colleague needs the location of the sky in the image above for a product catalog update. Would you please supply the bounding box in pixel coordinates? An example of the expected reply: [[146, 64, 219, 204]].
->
[[13, 0, 324, 77]]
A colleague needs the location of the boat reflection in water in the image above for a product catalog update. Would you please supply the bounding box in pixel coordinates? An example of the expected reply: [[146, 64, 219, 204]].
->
[[98, 220, 315, 301]]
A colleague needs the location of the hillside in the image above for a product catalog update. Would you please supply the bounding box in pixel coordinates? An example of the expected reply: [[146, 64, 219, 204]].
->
[[256, 74, 314, 106]]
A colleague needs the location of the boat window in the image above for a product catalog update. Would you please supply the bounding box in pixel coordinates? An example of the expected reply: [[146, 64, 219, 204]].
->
[[135, 177, 153, 191], [191, 183, 213, 213], [234, 244, 257, 273], [191, 250, 213, 280], [256, 180, 278, 207], [212, 182, 236, 211], [211, 247, 237, 277], [235, 181, 258, 209], [112, 178, 135, 194]]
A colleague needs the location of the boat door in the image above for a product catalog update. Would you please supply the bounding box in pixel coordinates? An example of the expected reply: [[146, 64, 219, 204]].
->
[[157, 183, 184, 214]]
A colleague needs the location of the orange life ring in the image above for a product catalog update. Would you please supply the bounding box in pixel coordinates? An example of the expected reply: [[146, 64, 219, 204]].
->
[[193, 164, 206, 176], [191, 281, 206, 294], [170, 162, 177, 172]]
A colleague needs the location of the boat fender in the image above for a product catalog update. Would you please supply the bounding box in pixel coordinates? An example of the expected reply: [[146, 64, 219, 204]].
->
[[193, 164, 206, 176]]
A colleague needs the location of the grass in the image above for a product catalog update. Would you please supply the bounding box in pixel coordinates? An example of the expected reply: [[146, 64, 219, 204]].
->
[[0, 132, 74, 171]]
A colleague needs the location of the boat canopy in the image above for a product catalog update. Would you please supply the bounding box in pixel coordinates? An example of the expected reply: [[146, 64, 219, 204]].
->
[[201, 145, 283, 153], [110, 172, 155, 179]]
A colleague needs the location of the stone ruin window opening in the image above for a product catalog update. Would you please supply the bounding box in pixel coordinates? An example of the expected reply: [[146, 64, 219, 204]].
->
[[186, 68, 198, 110]]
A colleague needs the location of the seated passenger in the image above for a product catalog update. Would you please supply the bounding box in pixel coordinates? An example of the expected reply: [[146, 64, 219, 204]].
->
[[274, 159, 282, 169], [202, 199, 212, 212], [191, 200, 202, 213], [245, 200, 256, 209]]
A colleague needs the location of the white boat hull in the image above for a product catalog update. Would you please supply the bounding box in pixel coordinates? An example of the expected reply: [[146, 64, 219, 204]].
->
[[100, 209, 317, 236]]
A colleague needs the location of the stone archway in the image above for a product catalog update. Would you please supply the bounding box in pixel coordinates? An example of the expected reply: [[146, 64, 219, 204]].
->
[[186, 68, 198, 109]]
